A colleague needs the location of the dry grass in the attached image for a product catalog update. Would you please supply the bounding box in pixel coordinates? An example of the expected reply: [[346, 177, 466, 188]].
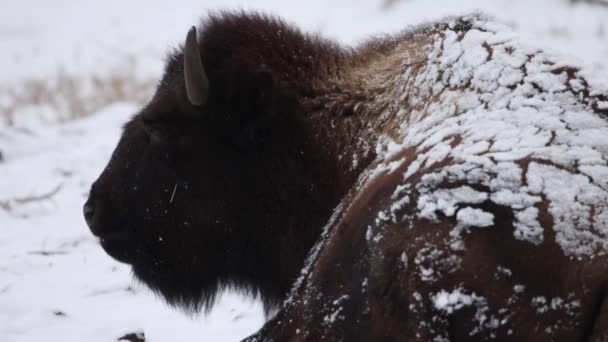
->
[[0, 55, 157, 127], [570, 0, 608, 6], [0, 183, 63, 212], [382, 0, 403, 10]]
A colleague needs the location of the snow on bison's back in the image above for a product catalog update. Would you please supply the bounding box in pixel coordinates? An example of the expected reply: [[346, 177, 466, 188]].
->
[[84, 11, 608, 342]]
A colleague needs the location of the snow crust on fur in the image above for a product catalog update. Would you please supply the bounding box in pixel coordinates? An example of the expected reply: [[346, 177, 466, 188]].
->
[[278, 14, 608, 340], [371, 14, 608, 258]]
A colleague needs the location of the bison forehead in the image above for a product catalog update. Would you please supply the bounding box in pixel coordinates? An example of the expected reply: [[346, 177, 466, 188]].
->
[[362, 14, 608, 259]]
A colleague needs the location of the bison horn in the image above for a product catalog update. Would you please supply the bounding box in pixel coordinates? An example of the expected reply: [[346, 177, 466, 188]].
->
[[184, 26, 209, 106]]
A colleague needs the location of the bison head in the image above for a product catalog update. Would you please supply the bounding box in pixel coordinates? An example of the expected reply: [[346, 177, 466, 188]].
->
[[83, 14, 348, 313]]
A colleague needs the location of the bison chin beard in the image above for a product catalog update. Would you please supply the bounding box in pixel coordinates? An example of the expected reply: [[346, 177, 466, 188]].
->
[[129, 254, 225, 314], [129, 254, 280, 316]]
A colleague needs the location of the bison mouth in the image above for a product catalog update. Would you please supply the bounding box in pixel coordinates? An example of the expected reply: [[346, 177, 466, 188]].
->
[[98, 232, 136, 264]]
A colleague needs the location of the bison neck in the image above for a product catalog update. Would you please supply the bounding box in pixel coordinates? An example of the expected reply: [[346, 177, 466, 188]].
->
[[226, 83, 402, 314], [221, 27, 410, 312], [225, 115, 371, 313]]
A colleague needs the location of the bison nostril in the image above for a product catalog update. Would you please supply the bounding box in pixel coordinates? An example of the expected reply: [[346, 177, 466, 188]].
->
[[83, 202, 95, 225]]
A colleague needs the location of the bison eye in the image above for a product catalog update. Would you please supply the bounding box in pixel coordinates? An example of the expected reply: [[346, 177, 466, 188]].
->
[[145, 125, 165, 145], [142, 118, 169, 145], [141, 117, 195, 161]]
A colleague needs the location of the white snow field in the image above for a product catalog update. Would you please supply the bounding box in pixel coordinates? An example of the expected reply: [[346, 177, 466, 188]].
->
[[1, 1, 607, 341]]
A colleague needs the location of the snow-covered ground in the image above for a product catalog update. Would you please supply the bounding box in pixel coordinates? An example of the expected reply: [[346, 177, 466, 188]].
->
[[0, 103, 265, 342], [1, 1, 607, 341]]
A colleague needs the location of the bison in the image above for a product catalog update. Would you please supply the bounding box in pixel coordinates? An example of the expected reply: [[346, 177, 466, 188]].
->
[[84, 11, 608, 341]]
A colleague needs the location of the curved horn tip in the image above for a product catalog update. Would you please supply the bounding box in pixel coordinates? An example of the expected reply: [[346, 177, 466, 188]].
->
[[186, 26, 197, 41]]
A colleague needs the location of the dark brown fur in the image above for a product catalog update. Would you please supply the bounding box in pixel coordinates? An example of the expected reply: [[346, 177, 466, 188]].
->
[[85, 11, 608, 341], [246, 149, 608, 341], [84, 11, 377, 313]]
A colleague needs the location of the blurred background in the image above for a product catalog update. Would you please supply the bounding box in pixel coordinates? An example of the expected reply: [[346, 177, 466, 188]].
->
[[0, 0, 607, 341]]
